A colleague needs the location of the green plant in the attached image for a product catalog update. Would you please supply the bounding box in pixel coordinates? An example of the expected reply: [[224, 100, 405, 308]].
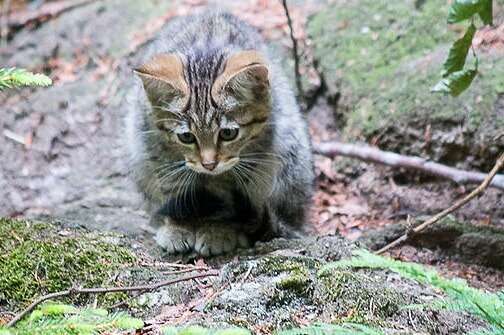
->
[[432, 0, 493, 96], [0, 67, 52, 90], [0, 218, 136, 309], [277, 323, 384, 335], [320, 250, 504, 334], [162, 326, 252, 335], [160, 324, 385, 335], [0, 303, 143, 335]]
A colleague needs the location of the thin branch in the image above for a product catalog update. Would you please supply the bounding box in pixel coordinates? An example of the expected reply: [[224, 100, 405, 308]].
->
[[314, 141, 504, 190], [7, 271, 218, 327], [109, 268, 207, 309], [138, 261, 209, 271], [376, 152, 504, 255], [281, 0, 303, 99]]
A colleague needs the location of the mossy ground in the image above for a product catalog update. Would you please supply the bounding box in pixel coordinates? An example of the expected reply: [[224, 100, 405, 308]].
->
[[258, 256, 315, 297], [0, 218, 135, 310], [208, 243, 481, 334], [308, 0, 504, 169], [315, 269, 402, 325]]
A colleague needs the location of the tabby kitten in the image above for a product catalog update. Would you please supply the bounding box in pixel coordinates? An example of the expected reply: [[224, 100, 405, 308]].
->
[[125, 11, 313, 256]]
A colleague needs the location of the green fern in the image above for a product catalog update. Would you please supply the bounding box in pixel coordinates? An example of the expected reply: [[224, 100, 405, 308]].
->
[[160, 324, 384, 335], [162, 326, 252, 335], [320, 250, 504, 334], [0, 303, 143, 335], [0, 67, 52, 91], [277, 323, 384, 335]]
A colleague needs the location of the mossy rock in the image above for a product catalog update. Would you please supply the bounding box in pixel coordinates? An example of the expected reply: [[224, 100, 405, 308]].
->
[[0, 218, 136, 310], [359, 215, 504, 269], [0, 221, 489, 333], [308, 0, 504, 170], [206, 237, 485, 334], [315, 269, 403, 324]]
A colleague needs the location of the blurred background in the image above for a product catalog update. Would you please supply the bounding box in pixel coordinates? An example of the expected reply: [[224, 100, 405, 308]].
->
[[0, 0, 503, 288]]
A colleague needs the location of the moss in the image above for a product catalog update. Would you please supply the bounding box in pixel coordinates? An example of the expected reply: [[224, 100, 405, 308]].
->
[[0, 218, 135, 310], [315, 269, 403, 325], [308, 0, 504, 168], [258, 257, 315, 293], [308, 0, 454, 98], [346, 53, 504, 141], [257, 256, 319, 275], [277, 273, 310, 294]]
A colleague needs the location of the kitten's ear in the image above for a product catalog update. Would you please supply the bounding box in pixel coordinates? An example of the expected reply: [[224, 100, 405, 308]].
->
[[134, 53, 188, 110], [212, 50, 270, 105]]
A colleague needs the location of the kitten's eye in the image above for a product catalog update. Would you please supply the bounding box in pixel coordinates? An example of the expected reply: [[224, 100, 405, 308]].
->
[[219, 128, 239, 141], [177, 132, 196, 144]]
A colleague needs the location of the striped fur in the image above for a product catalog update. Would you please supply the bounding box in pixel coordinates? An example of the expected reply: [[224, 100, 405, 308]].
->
[[125, 11, 314, 256]]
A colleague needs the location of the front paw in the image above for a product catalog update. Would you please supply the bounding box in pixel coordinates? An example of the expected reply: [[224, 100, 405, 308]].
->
[[194, 226, 249, 256], [155, 220, 195, 254]]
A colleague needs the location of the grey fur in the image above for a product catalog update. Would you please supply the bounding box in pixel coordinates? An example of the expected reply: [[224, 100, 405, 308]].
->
[[125, 11, 314, 255]]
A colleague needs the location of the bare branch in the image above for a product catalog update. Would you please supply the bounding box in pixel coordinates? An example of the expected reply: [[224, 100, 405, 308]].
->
[[314, 141, 504, 190], [281, 0, 303, 99], [7, 271, 218, 328], [375, 152, 504, 255]]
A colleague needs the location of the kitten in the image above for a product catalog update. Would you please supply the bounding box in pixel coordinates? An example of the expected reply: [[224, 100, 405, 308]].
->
[[125, 11, 314, 256]]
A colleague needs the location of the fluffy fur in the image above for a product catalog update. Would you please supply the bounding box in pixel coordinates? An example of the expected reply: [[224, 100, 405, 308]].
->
[[125, 11, 313, 256]]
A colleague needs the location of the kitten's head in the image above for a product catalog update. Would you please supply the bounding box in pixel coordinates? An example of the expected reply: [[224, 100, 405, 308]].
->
[[135, 50, 271, 175]]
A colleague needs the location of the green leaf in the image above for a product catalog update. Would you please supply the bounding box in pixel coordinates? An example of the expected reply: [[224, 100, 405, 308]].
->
[[478, 0, 493, 25], [214, 328, 252, 335], [40, 303, 78, 316], [447, 0, 484, 24], [178, 326, 210, 335], [69, 322, 96, 335], [27, 310, 44, 322], [85, 308, 108, 317], [442, 23, 476, 76], [0, 328, 14, 335], [432, 68, 478, 96], [277, 323, 385, 335], [162, 327, 180, 335], [114, 316, 144, 330]]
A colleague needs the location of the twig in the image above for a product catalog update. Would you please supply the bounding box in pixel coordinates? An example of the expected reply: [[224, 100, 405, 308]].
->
[[375, 152, 504, 255], [314, 141, 504, 190], [7, 271, 218, 327], [281, 0, 303, 99], [109, 268, 209, 309], [139, 261, 209, 271]]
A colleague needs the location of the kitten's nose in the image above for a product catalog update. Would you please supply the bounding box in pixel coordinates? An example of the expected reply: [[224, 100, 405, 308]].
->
[[202, 161, 217, 171]]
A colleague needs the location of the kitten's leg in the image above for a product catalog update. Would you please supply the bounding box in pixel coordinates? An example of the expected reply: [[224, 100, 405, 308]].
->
[[194, 225, 249, 256], [154, 217, 195, 254]]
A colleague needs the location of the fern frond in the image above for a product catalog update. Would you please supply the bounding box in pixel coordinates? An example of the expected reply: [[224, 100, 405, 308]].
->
[[161, 326, 252, 335], [320, 250, 504, 333], [3, 303, 143, 335], [277, 323, 384, 335], [0, 67, 52, 91]]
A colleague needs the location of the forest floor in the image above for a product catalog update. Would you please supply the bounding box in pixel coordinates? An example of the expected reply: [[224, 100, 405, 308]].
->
[[1, 0, 503, 297]]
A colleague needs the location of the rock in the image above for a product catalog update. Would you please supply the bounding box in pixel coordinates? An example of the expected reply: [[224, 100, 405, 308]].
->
[[308, 0, 504, 171], [359, 216, 504, 269], [0, 219, 490, 333]]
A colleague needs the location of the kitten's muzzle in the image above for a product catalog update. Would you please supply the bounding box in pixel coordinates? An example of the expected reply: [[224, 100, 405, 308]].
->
[[202, 161, 217, 171], [186, 157, 239, 175]]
